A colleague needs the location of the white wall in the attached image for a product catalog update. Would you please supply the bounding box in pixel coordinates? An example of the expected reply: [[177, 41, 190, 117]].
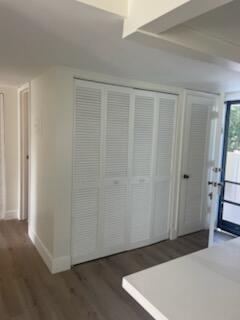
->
[[29, 69, 57, 265], [52, 67, 73, 271], [30, 68, 75, 272], [0, 87, 18, 219]]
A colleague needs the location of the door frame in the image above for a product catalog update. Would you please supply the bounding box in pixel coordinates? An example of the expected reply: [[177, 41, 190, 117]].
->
[[217, 100, 240, 236], [208, 93, 225, 246], [0, 92, 6, 220], [18, 83, 31, 221]]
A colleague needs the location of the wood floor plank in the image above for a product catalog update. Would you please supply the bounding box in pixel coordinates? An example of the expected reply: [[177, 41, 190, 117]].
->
[[0, 220, 208, 320]]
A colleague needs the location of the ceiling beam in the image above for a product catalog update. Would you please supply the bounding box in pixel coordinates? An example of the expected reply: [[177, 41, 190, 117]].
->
[[129, 28, 240, 73], [123, 0, 234, 37]]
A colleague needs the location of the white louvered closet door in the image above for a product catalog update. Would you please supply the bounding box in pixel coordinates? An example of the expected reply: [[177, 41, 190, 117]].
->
[[152, 94, 177, 241], [101, 87, 131, 255], [71, 80, 103, 264], [129, 91, 156, 247], [178, 94, 217, 236]]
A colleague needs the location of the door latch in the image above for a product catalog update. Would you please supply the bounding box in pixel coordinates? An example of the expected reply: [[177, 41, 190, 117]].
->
[[217, 182, 223, 193], [208, 192, 213, 200]]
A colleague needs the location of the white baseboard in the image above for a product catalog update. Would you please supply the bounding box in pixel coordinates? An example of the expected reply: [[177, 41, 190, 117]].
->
[[4, 210, 18, 220], [28, 227, 53, 272], [28, 227, 71, 274], [52, 256, 71, 273]]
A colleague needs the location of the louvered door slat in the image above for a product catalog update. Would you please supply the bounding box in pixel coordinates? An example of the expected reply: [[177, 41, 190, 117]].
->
[[104, 90, 130, 178], [72, 187, 99, 259], [73, 85, 102, 185], [152, 94, 177, 240], [185, 103, 209, 220], [102, 88, 130, 252], [157, 96, 176, 178], [72, 81, 102, 263], [130, 92, 155, 246], [153, 181, 170, 238], [132, 95, 154, 177], [102, 184, 128, 252], [130, 183, 152, 244]]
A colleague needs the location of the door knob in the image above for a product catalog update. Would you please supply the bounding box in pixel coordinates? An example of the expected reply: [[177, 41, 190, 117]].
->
[[183, 174, 190, 179]]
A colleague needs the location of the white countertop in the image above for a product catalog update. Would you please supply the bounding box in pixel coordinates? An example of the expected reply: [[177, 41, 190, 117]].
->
[[122, 237, 240, 320]]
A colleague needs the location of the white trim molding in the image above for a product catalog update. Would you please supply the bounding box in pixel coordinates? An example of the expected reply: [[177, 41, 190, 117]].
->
[[28, 227, 71, 273], [28, 227, 53, 271], [225, 91, 240, 101], [0, 93, 6, 220], [17, 83, 30, 221], [52, 256, 71, 274], [4, 210, 18, 220]]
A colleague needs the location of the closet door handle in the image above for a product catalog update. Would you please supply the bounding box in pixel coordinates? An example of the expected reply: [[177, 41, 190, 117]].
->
[[183, 174, 190, 179]]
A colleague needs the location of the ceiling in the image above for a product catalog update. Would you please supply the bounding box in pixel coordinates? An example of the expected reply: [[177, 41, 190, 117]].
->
[[0, 0, 240, 92], [185, 1, 240, 46]]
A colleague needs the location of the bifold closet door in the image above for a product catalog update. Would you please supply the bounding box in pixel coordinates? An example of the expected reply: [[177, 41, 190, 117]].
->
[[101, 88, 131, 255], [71, 79, 179, 265], [129, 91, 155, 247], [152, 94, 177, 241], [71, 80, 103, 264]]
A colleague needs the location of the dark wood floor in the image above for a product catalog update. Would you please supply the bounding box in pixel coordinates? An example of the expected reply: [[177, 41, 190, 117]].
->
[[0, 220, 208, 320]]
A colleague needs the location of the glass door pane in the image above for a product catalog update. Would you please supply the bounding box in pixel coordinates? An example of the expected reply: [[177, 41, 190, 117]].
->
[[222, 202, 240, 225], [218, 102, 240, 235]]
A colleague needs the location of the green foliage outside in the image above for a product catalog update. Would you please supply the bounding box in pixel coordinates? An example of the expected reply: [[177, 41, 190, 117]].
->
[[228, 106, 240, 152]]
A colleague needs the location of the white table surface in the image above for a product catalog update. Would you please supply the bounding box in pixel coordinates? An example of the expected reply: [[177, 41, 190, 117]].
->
[[122, 237, 240, 320]]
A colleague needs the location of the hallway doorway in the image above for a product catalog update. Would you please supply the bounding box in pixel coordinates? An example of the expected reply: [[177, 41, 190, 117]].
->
[[19, 87, 30, 220]]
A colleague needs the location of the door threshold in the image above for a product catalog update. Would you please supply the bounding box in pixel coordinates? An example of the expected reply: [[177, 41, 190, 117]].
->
[[215, 228, 237, 238]]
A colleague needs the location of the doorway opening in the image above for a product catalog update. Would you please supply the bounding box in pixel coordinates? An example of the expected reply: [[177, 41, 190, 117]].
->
[[218, 100, 240, 236], [19, 87, 30, 221]]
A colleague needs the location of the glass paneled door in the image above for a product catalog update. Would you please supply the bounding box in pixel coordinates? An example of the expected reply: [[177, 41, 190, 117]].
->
[[218, 101, 240, 235]]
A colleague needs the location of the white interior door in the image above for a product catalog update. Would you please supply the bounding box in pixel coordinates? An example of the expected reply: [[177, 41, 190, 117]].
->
[[178, 93, 218, 236], [129, 91, 156, 248], [101, 87, 131, 255], [71, 80, 103, 264]]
